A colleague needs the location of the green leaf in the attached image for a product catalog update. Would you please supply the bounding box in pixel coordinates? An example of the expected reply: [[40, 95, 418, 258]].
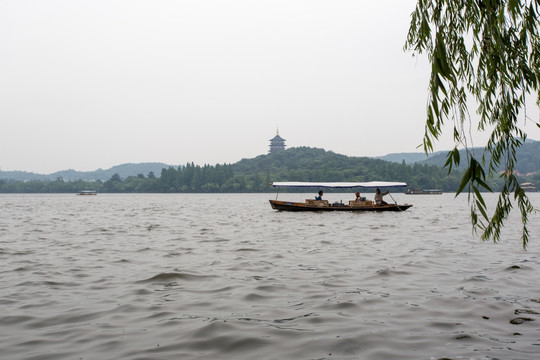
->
[[406, 0, 538, 247]]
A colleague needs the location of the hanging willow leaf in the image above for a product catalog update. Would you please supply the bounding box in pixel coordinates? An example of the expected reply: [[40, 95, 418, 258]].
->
[[406, 0, 540, 248]]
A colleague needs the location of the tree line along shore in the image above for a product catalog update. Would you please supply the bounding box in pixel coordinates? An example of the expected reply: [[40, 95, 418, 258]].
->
[[1, 147, 538, 193]]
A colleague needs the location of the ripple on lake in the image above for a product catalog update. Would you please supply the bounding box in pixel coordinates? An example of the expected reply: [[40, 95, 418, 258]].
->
[[0, 193, 539, 359]]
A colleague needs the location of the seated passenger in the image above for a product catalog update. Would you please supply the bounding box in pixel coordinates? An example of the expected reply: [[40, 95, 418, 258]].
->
[[315, 190, 324, 200]]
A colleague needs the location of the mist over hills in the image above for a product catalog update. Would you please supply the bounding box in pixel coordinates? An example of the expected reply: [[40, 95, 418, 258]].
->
[[379, 139, 540, 175], [0, 163, 172, 182], [375, 152, 437, 164], [1, 139, 539, 182]]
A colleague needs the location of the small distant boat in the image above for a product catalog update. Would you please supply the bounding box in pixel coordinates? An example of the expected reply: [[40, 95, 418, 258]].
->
[[405, 189, 442, 195], [269, 181, 412, 212], [77, 190, 97, 195], [521, 183, 538, 192]]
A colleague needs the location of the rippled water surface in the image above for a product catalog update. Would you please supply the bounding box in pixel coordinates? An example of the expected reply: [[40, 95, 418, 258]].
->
[[1, 193, 540, 360]]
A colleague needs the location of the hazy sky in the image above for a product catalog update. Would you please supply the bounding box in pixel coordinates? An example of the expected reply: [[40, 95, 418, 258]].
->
[[2, 0, 539, 174]]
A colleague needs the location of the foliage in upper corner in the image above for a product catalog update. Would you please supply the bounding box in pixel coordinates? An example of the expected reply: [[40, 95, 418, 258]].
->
[[405, 0, 540, 248]]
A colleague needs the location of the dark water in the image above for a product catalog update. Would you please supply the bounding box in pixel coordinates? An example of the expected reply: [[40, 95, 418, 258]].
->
[[1, 193, 539, 360]]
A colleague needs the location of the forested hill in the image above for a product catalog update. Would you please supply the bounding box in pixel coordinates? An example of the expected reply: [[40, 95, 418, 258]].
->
[[0, 162, 171, 182], [3, 146, 538, 193], [1, 147, 466, 193], [380, 139, 540, 175], [417, 139, 540, 174], [231, 147, 464, 191]]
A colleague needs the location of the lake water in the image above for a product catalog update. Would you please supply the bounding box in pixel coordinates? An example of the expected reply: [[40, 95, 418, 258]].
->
[[1, 193, 539, 360]]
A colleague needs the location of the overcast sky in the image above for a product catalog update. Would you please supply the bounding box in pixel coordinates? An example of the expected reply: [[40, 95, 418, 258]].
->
[[2, 0, 539, 174]]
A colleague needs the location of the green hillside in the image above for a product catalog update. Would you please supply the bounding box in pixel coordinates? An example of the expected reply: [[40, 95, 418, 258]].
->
[[417, 140, 540, 175], [377, 140, 540, 175], [232, 147, 463, 191], [0, 162, 172, 182], [375, 152, 435, 164], [3, 146, 537, 193]]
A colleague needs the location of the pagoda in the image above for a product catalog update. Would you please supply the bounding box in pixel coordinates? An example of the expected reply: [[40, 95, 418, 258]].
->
[[269, 128, 286, 153]]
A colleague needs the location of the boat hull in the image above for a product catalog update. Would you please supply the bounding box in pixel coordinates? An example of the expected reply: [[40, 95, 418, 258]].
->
[[77, 191, 97, 195], [405, 189, 442, 195], [269, 200, 412, 212]]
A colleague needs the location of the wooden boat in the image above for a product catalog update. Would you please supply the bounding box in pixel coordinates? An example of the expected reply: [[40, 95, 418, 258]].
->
[[77, 190, 97, 195], [269, 181, 412, 212], [521, 183, 538, 192], [405, 189, 442, 195]]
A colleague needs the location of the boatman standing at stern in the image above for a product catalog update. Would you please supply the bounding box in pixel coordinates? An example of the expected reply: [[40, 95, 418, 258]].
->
[[374, 188, 389, 205]]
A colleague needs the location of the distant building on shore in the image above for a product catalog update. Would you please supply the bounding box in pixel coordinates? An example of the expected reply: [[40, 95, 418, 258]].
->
[[269, 128, 286, 153]]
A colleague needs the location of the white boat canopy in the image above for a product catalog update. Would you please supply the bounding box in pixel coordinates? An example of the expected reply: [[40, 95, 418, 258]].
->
[[271, 181, 408, 189]]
